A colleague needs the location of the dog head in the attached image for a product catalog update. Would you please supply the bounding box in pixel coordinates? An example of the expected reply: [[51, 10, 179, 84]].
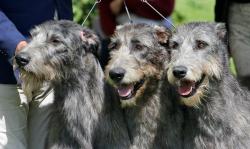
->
[[15, 20, 100, 81], [14, 20, 100, 100], [105, 23, 171, 108], [166, 22, 228, 107]]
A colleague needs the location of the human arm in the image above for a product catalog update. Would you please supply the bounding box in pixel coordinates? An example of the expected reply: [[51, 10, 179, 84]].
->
[[0, 9, 26, 58], [110, 0, 123, 15], [54, 0, 73, 20]]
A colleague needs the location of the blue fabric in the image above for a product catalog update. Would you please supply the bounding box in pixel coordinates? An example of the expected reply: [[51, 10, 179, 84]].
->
[[0, 11, 26, 58], [0, 0, 73, 84]]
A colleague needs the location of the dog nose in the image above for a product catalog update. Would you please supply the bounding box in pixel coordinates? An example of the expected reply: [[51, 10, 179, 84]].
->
[[15, 53, 31, 67], [109, 67, 126, 82], [173, 66, 187, 79]]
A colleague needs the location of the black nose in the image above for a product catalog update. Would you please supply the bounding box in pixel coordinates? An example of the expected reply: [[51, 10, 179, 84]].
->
[[15, 53, 31, 67], [173, 66, 187, 79], [109, 67, 126, 82]]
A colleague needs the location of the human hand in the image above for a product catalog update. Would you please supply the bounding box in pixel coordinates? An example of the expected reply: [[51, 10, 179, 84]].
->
[[110, 0, 123, 15], [15, 41, 27, 54]]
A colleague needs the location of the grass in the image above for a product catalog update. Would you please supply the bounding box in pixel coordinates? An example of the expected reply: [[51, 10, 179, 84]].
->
[[230, 58, 237, 76], [172, 0, 215, 25]]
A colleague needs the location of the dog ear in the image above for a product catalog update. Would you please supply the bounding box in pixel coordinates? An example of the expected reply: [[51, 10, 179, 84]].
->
[[80, 30, 100, 56], [153, 25, 171, 45], [215, 23, 227, 43]]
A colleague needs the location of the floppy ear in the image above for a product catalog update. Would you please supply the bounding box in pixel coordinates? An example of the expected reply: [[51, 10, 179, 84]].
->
[[80, 30, 100, 56], [153, 25, 172, 45], [215, 23, 227, 43]]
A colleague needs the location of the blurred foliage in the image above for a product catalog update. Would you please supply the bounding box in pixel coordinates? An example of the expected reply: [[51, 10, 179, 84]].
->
[[73, 0, 98, 27], [172, 0, 215, 25]]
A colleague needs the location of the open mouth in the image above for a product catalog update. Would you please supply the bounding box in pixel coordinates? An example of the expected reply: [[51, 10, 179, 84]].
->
[[177, 74, 205, 98], [116, 79, 145, 100]]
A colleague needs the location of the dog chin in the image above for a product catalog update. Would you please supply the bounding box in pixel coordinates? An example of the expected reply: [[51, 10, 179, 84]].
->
[[175, 75, 209, 107], [120, 98, 137, 108]]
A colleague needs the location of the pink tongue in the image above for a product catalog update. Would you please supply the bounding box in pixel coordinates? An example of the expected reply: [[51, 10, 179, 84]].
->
[[117, 85, 134, 97], [178, 85, 193, 96]]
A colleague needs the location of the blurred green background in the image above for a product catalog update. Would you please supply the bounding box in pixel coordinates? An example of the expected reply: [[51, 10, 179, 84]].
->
[[172, 0, 215, 25], [73, 0, 97, 26], [72, 0, 216, 26], [72, 0, 236, 74]]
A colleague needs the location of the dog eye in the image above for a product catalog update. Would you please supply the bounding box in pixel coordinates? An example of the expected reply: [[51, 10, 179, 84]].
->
[[134, 44, 143, 50], [108, 42, 118, 50], [50, 37, 61, 44], [55, 49, 68, 54], [131, 39, 143, 50], [196, 40, 208, 49], [170, 41, 179, 49]]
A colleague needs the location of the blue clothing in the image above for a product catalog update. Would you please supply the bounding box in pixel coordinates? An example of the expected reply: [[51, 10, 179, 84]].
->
[[0, 0, 73, 84]]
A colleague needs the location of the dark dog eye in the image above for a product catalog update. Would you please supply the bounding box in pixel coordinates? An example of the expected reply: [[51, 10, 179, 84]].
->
[[170, 41, 179, 49], [134, 44, 143, 50], [55, 49, 68, 54], [196, 40, 208, 49], [131, 39, 143, 51], [108, 42, 118, 50], [50, 37, 61, 44]]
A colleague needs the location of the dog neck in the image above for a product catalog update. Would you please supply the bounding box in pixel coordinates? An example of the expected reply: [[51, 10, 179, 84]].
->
[[123, 77, 183, 148], [50, 54, 105, 147], [182, 72, 250, 148]]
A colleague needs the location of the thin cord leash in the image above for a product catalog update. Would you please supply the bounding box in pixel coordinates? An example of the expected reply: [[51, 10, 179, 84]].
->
[[141, 0, 176, 29], [124, 0, 133, 23], [82, 0, 101, 26], [81, 0, 175, 29]]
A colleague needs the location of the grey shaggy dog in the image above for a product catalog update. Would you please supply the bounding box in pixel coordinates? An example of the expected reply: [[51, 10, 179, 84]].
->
[[167, 22, 250, 149], [105, 23, 183, 149], [15, 20, 131, 149]]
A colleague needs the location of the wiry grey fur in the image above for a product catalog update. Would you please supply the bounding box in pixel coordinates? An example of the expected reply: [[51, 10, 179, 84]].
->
[[15, 20, 131, 149], [167, 22, 250, 149], [105, 23, 183, 149]]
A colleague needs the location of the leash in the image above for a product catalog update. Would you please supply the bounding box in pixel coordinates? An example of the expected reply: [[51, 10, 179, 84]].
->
[[141, 0, 176, 30], [124, 0, 133, 23], [82, 0, 101, 26], [81, 0, 175, 30]]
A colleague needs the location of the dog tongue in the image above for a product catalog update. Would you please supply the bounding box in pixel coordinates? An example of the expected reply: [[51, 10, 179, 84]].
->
[[117, 85, 134, 97], [178, 83, 193, 96]]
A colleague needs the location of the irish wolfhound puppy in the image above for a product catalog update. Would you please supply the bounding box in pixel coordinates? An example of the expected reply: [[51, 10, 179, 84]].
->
[[15, 20, 131, 149], [105, 23, 183, 149], [167, 22, 250, 148]]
